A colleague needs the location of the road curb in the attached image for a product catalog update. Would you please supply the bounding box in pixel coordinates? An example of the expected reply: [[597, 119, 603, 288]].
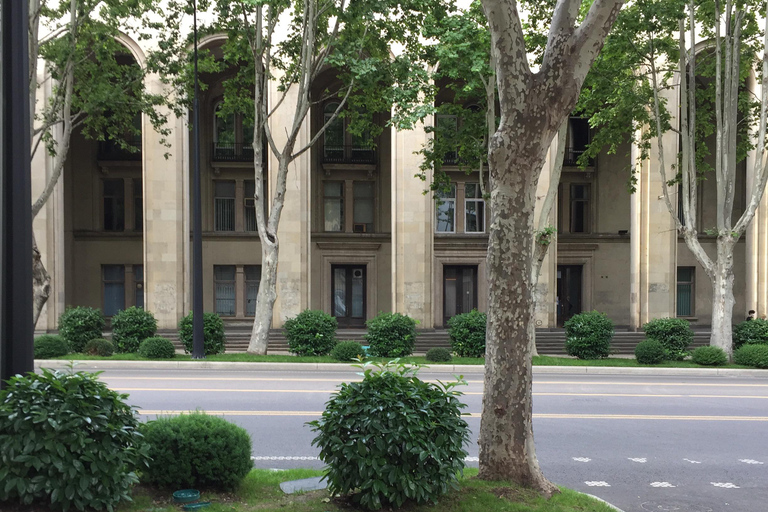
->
[[33, 359, 768, 377], [584, 494, 625, 512]]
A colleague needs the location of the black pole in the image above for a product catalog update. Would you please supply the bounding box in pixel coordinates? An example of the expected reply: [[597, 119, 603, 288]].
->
[[1, 0, 34, 386], [191, 0, 204, 359]]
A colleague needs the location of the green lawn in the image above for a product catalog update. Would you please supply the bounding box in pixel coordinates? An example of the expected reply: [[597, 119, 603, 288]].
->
[[123, 468, 619, 512]]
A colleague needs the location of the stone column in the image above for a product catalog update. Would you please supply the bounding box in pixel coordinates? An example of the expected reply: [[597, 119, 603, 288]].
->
[[746, 74, 767, 317], [533, 136, 557, 328]]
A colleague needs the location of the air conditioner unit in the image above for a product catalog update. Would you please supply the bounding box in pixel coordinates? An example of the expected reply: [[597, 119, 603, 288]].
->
[[244, 198, 255, 208], [353, 223, 367, 233]]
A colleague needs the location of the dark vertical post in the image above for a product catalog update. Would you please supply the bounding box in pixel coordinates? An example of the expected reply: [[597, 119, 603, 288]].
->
[[1, 0, 34, 385], [191, 0, 204, 359]]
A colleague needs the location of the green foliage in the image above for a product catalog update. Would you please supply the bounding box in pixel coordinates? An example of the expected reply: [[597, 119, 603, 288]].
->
[[564, 311, 614, 359], [111, 306, 158, 353], [733, 318, 768, 349], [364, 312, 417, 357], [634, 339, 665, 364], [308, 361, 469, 510], [0, 369, 149, 511], [330, 341, 366, 362], [83, 338, 114, 357], [58, 307, 105, 353], [447, 310, 486, 358], [691, 346, 728, 366], [284, 310, 338, 356], [426, 347, 453, 362], [33, 335, 69, 359], [733, 344, 768, 368], [178, 312, 226, 355], [642, 318, 693, 361], [138, 337, 176, 359], [140, 412, 252, 490]]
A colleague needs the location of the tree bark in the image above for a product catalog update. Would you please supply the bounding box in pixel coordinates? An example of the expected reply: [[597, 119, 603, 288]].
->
[[710, 239, 735, 359], [248, 238, 278, 354], [32, 233, 51, 328]]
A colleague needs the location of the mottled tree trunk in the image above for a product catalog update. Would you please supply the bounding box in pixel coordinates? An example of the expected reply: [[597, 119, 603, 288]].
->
[[710, 240, 735, 359], [32, 233, 51, 328], [248, 238, 278, 354]]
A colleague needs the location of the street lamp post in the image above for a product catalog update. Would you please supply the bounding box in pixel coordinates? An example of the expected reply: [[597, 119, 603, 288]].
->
[[191, 0, 204, 359]]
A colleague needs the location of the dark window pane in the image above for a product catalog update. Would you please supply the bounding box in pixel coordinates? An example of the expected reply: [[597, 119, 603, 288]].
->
[[103, 179, 125, 231], [353, 181, 374, 233], [214, 180, 235, 232], [103, 265, 125, 316], [214, 265, 236, 316], [134, 178, 142, 232], [324, 181, 344, 232]]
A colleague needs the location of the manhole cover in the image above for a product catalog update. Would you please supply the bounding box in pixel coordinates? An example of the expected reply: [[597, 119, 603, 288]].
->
[[641, 502, 713, 512]]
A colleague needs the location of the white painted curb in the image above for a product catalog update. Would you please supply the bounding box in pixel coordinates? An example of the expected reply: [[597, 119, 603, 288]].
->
[[584, 493, 625, 512]]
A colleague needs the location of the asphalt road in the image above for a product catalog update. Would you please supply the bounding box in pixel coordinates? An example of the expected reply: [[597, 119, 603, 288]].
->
[[91, 366, 768, 512]]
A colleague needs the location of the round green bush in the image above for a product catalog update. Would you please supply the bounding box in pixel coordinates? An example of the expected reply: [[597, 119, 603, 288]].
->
[[447, 310, 486, 357], [84, 338, 114, 356], [642, 317, 693, 360], [58, 306, 105, 353], [564, 311, 613, 359], [308, 362, 469, 510], [140, 412, 252, 490], [331, 340, 366, 361], [691, 346, 728, 366], [733, 344, 768, 368], [284, 309, 338, 356], [138, 336, 176, 359], [178, 312, 226, 355], [111, 306, 158, 353], [426, 347, 453, 362], [733, 318, 768, 349], [0, 369, 149, 511], [364, 312, 417, 357], [634, 339, 665, 364], [33, 334, 69, 359]]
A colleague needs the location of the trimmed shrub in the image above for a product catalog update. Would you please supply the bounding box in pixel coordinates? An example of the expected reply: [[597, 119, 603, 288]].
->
[[691, 346, 728, 366], [178, 312, 226, 355], [634, 339, 665, 365], [111, 306, 158, 353], [141, 412, 252, 490], [33, 334, 69, 359], [331, 341, 366, 361], [447, 310, 486, 358], [564, 311, 614, 359], [138, 337, 176, 359], [426, 347, 453, 362], [364, 312, 417, 357], [308, 362, 469, 510], [0, 369, 149, 511], [284, 309, 338, 356], [733, 318, 768, 349], [84, 338, 114, 356], [58, 306, 105, 353], [642, 317, 693, 361], [733, 344, 768, 368]]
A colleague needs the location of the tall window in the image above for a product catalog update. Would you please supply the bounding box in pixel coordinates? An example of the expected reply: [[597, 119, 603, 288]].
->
[[353, 181, 374, 233], [565, 117, 593, 166], [435, 114, 459, 164], [677, 267, 695, 317], [244, 180, 256, 232], [214, 180, 235, 231], [569, 183, 591, 233], [133, 178, 143, 232], [214, 265, 236, 316], [103, 179, 125, 231], [215, 103, 236, 145], [435, 184, 456, 233], [465, 183, 485, 233], [245, 265, 261, 316], [323, 102, 344, 161], [324, 181, 344, 232], [134, 264, 144, 309], [103, 265, 125, 316]]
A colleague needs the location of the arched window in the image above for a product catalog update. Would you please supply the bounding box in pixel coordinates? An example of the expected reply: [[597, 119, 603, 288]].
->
[[213, 101, 255, 162]]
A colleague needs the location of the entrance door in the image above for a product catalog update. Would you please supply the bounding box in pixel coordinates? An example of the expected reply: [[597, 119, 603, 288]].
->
[[557, 265, 583, 326], [443, 265, 478, 325], [332, 265, 366, 327]]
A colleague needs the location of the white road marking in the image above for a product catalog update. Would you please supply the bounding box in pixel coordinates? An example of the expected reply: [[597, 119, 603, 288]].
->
[[573, 457, 592, 462], [585, 481, 611, 487], [628, 458, 647, 463], [739, 459, 764, 464], [711, 482, 740, 489], [650, 482, 676, 488], [683, 459, 702, 464]]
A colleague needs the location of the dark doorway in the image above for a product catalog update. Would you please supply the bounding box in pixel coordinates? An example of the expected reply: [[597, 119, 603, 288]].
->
[[443, 265, 478, 325], [557, 265, 583, 326], [332, 265, 366, 327]]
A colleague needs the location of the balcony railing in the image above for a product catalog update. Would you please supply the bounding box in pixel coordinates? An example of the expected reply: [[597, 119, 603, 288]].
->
[[97, 139, 142, 161], [323, 145, 376, 164], [212, 143, 255, 162], [563, 147, 596, 167]]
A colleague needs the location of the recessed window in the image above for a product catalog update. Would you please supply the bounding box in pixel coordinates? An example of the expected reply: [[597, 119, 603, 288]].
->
[[214, 180, 236, 232], [214, 265, 236, 316], [213, 102, 255, 162], [103, 265, 125, 316], [465, 183, 485, 233], [570, 184, 591, 233], [103, 179, 125, 231], [677, 267, 695, 317], [321, 102, 375, 164], [565, 117, 593, 166], [324, 181, 344, 232], [353, 182, 374, 233], [134, 178, 143, 232], [245, 265, 261, 316], [134, 265, 144, 309], [435, 114, 459, 164], [244, 180, 256, 232], [435, 184, 456, 233]]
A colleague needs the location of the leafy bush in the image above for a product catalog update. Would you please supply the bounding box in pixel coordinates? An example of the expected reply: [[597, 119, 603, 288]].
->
[[331, 341, 366, 361], [84, 338, 114, 357], [33, 334, 69, 359], [284, 309, 337, 356], [308, 362, 469, 510], [141, 412, 252, 490], [733, 318, 768, 349], [426, 347, 453, 362], [691, 346, 728, 366], [733, 344, 768, 368], [58, 306, 105, 353], [0, 369, 149, 511], [447, 310, 486, 358], [138, 337, 176, 359], [178, 312, 226, 355], [111, 306, 158, 353], [564, 311, 613, 359], [634, 339, 665, 364], [364, 312, 417, 357], [642, 317, 693, 360]]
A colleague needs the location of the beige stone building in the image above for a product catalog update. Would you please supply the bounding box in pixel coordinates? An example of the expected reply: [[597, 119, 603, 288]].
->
[[32, 33, 767, 335]]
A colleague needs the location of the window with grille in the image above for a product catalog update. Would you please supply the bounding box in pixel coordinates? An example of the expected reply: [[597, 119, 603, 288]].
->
[[465, 183, 485, 233], [245, 265, 261, 316], [677, 267, 695, 317], [214, 265, 236, 316], [244, 180, 256, 232], [214, 180, 235, 231], [103, 265, 125, 316]]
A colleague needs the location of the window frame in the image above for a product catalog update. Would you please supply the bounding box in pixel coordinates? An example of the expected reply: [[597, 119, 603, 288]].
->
[[103, 178, 126, 232], [435, 183, 457, 234], [213, 179, 236, 232], [244, 265, 261, 317], [464, 182, 485, 233], [213, 264, 237, 317], [676, 266, 695, 318], [102, 264, 126, 317]]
